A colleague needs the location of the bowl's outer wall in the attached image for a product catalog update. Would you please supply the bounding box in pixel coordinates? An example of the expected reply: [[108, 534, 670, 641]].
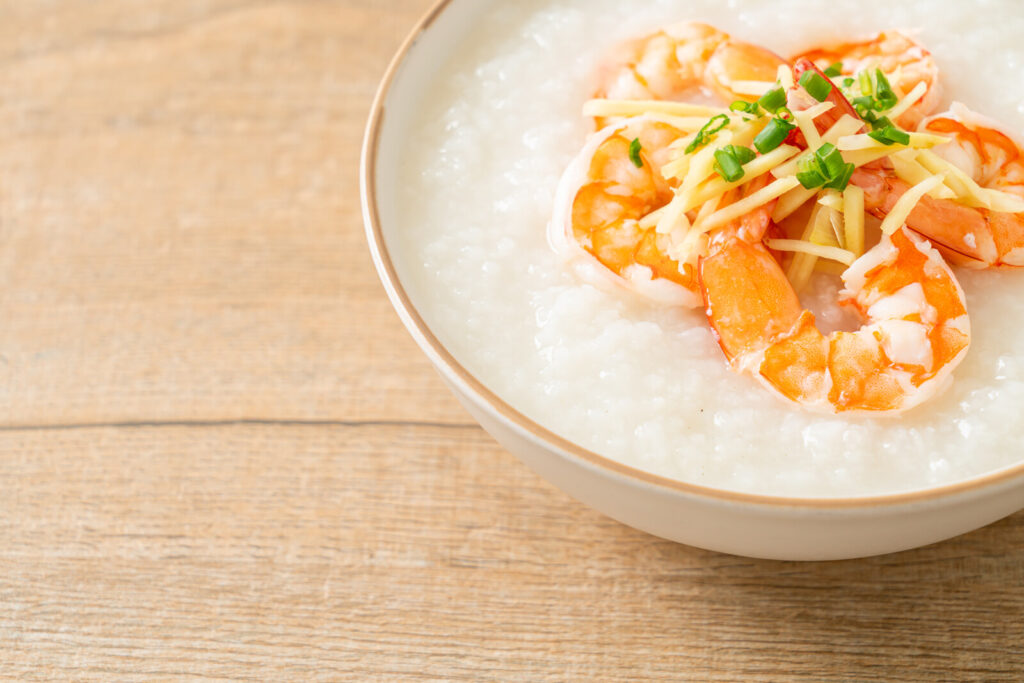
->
[[363, 0, 1024, 560], [447, 377, 1024, 560]]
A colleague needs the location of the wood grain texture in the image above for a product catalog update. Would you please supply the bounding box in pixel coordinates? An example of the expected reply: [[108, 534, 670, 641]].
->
[[0, 1, 1022, 680]]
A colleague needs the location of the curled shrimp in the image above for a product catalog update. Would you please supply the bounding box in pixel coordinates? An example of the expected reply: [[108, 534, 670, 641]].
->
[[794, 31, 941, 129], [593, 22, 786, 124], [550, 116, 702, 307], [852, 104, 1024, 268], [700, 225, 971, 414]]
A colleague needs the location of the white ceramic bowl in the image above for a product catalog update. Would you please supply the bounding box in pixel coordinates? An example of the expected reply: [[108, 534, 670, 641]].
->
[[360, 0, 1024, 560]]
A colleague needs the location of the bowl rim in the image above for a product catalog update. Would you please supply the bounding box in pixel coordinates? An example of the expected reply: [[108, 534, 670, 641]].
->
[[360, 0, 1024, 509]]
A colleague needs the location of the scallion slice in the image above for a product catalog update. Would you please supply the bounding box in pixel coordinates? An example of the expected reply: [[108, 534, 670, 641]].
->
[[815, 143, 846, 178], [799, 70, 833, 102], [851, 95, 875, 110], [859, 70, 873, 96], [758, 86, 787, 113], [712, 145, 757, 182], [713, 149, 744, 182], [753, 116, 796, 154], [867, 126, 911, 146], [851, 96, 883, 125], [628, 138, 644, 168], [870, 115, 894, 131], [797, 171, 826, 189], [730, 100, 762, 117], [874, 68, 898, 109], [796, 160, 827, 189], [796, 143, 856, 190], [824, 161, 856, 190], [824, 62, 843, 78], [685, 113, 730, 153], [730, 145, 757, 165]]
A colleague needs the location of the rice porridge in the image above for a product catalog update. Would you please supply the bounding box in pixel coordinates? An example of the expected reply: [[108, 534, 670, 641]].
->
[[390, 0, 1024, 497]]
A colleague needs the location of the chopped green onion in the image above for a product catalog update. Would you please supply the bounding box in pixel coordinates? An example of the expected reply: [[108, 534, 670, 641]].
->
[[730, 100, 762, 117], [713, 145, 757, 182], [848, 68, 898, 116], [628, 138, 644, 168], [866, 129, 887, 145], [713, 149, 745, 182], [729, 145, 757, 165], [758, 86, 788, 113], [796, 143, 856, 190], [824, 161, 856, 190], [685, 113, 730, 153], [824, 62, 843, 78], [799, 70, 833, 102], [870, 115, 891, 129], [851, 95, 875, 112], [815, 143, 846, 178], [868, 126, 911, 146], [818, 142, 838, 155], [873, 68, 898, 109], [842, 76, 855, 88], [797, 170, 826, 189], [851, 96, 878, 122], [858, 70, 873, 96], [796, 158, 827, 189], [753, 116, 796, 154]]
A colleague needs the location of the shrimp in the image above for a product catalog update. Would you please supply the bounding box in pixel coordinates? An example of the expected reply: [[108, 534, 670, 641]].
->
[[922, 104, 1024, 198], [794, 31, 941, 129], [593, 22, 786, 124], [704, 39, 789, 104], [594, 22, 728, 102], [550, 116, 702, 307], [851, 104, 1024, 268], [700, 225, 971, 414]]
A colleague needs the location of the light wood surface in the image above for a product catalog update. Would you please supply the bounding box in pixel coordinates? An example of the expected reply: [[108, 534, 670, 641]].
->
[[1, 1, 1022, 680]]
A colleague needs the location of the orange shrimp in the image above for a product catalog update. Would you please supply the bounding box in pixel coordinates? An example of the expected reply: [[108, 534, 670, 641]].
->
[[922, 105, 1024, 198], [550, 114, 786, 307], [594, 22, 728, 102], [794, 31, 941, 129], [704, 39, 788, 104], [852, 104, 1024, 268], [592, 22, 786, 126], [561, 25, 792, 303], [700, 225, 970, 414], [550, 116, 702, 307]]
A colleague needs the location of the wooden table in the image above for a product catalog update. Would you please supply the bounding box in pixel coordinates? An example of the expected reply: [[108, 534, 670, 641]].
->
[[1, 1, 1022, 679]]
